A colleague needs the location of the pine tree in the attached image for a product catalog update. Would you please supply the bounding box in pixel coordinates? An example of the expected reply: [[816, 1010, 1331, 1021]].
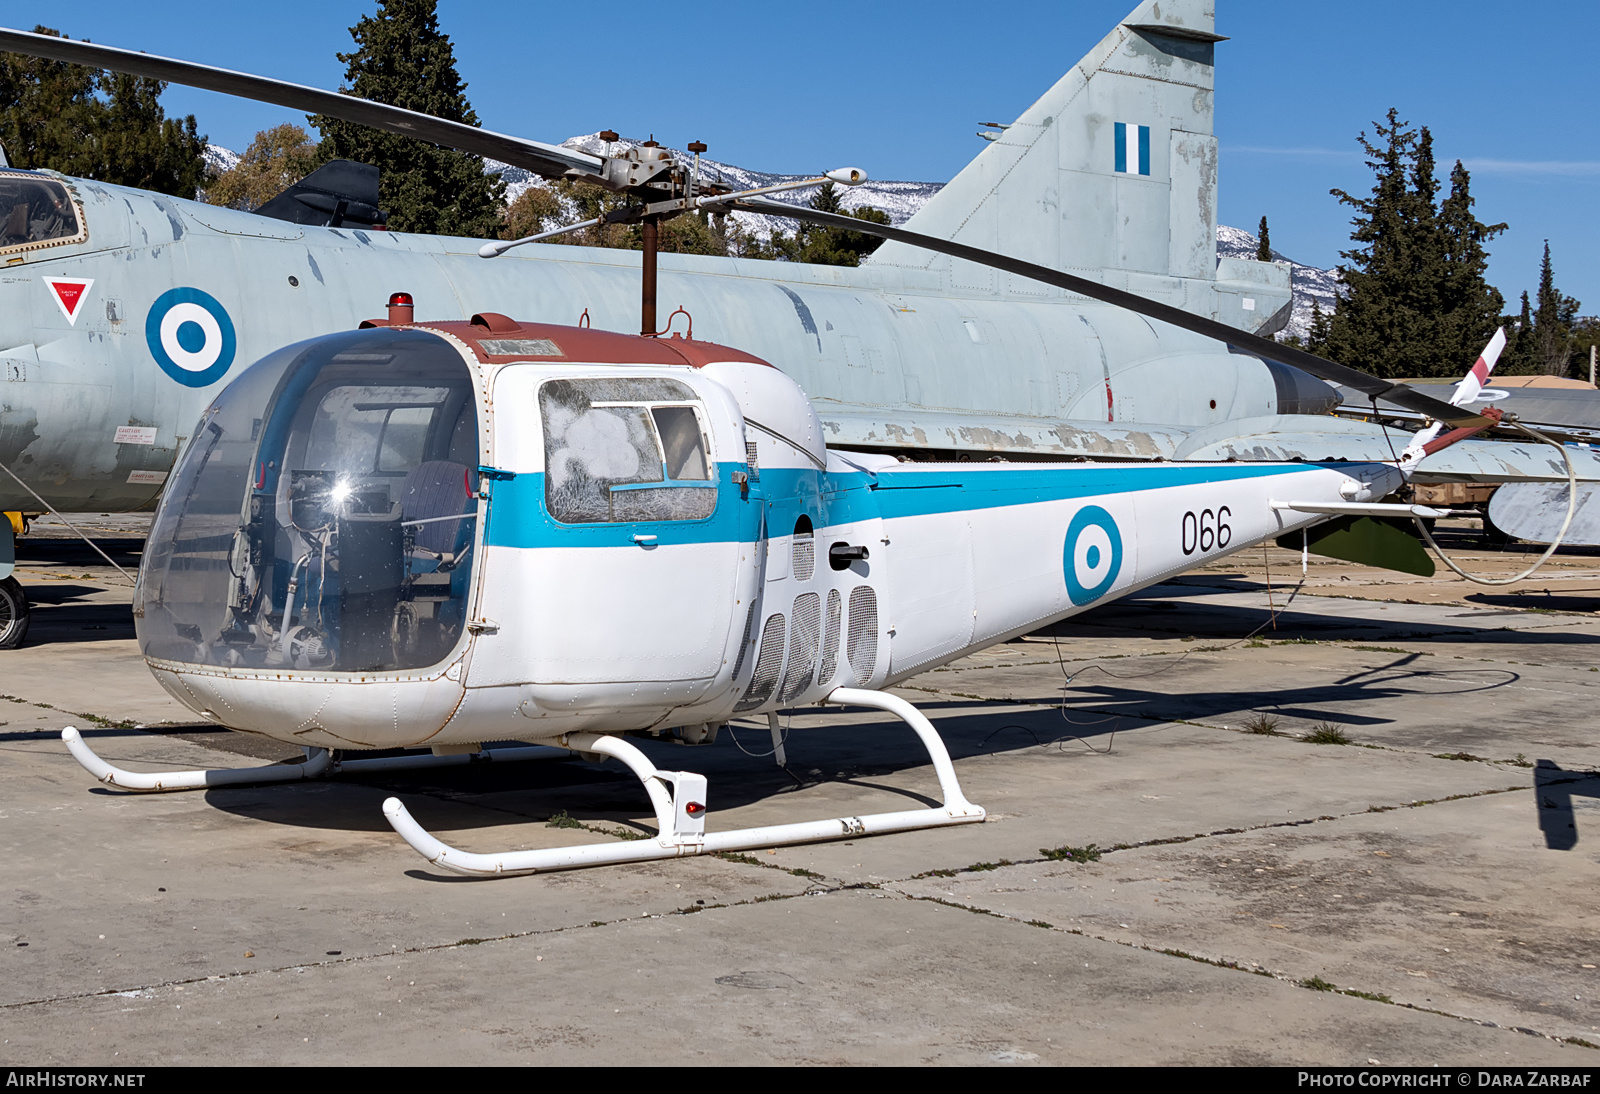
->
[[1322, 110, 1507, 378], [0, 26, 207, 198], [94, 72, 209, 197], [313, 0, 504, 238], [766, 181, 890, 266], [1256, 216, 1271, 261]]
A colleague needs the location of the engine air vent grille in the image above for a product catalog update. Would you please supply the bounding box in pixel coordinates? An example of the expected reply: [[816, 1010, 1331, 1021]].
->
[[780, 592, 822, 702], [817, 588, 842, 688], [735, 613, 786, 712], [846, 585, 878, 684]]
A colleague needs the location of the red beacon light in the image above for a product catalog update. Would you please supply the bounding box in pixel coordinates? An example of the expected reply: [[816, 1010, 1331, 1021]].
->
[[387, 292, 415, 325]]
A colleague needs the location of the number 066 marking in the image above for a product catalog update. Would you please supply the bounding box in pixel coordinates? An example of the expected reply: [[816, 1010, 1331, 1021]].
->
[[1181, 506, 1232, 555]]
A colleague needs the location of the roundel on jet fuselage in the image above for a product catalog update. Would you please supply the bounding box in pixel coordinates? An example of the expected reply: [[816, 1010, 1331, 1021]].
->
[[145, 287, 236, 388], [1063, 504, 1123, 607]]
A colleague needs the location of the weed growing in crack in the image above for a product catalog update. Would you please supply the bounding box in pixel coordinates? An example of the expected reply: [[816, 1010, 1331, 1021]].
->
[[1304, 723, 1351, 745], [1041, 844, 1103, 863], [1341, 988, 1394, 1003], [545, 811, 582, 830], [1243, 713, 1285, 736], [713, 852, 764, 867]]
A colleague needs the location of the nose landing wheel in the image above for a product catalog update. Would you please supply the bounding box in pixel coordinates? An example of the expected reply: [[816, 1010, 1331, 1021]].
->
[[0, 576, 30, 649]]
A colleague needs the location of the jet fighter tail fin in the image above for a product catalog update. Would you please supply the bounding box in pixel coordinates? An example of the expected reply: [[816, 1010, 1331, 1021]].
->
[[865, 0, 1286, 330], [254, 159, 387, 229]]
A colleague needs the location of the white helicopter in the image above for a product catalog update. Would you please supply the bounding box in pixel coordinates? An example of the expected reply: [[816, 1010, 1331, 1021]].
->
[[57, 285, 1502, 876]]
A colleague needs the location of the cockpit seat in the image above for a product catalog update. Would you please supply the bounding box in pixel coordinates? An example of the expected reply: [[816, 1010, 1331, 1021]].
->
[[399, 460, 474, 564]]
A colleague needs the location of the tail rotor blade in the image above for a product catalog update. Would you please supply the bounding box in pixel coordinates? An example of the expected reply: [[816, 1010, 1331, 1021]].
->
[[1448, 327, 1508, 407]]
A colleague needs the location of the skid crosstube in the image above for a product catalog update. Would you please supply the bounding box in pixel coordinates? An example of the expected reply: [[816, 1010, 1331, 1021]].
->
[[383, 688, 987, 877]]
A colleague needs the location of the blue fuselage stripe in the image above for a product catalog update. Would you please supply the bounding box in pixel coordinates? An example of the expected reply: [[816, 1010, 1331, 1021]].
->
[[481, 460, 1372, 550]]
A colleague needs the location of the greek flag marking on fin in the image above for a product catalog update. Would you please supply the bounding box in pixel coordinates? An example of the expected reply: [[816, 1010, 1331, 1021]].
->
[[1114, 123, 1151, 176]]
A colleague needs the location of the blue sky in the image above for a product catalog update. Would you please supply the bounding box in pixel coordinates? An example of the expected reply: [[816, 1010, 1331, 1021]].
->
[[6, 1, 1596, 311]]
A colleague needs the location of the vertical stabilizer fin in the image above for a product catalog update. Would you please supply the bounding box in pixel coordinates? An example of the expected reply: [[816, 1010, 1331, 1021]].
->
[[866, 0, 1283, 328]]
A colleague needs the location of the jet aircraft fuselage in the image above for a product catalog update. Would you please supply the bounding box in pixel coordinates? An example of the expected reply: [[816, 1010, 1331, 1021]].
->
[[0, 169, 1318, 514]]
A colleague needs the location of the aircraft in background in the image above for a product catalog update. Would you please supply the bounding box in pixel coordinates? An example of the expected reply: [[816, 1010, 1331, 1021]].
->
[[0, 0, 1591, 648]]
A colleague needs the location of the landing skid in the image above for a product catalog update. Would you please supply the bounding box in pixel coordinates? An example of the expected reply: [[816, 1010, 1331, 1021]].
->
[[60, 726, 572, 792], [383, 688, 987, 877]]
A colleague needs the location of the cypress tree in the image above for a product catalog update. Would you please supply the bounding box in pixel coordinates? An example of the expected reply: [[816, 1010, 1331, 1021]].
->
[[313, 0, 504, 238], [1534, 241, 1581, 375], [0, 26, 207, 198], [1323, 110, 1425, 377], [1435, 159, 1506, 370], [1499, 291, 1536, 375], [1256, 216, 1271, 261], [1322, 110, 1507, 379], [1305, 298, 1331, 355]]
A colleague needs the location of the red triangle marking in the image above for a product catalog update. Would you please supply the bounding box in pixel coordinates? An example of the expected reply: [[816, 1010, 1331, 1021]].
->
[[50, 280, 87, 317], [43, 277, 93, 323]]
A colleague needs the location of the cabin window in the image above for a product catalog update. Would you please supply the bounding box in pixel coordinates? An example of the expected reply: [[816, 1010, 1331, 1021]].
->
[[540, 377, 716, 525], [0, 174, 86, 254]]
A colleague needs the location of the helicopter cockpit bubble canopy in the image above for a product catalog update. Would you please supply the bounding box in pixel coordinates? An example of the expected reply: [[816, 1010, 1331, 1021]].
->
[[136, 329, 482, 674]]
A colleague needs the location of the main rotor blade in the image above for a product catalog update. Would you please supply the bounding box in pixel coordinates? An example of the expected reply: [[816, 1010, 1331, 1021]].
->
[[735, 197, 1488, 430], [0, 27, 604, 183]]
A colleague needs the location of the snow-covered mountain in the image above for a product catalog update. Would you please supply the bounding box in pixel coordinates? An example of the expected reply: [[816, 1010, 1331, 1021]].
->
[[488, 134, 941, 243], [1216, 223, 1340, 342], [204, 143, 240, 176]]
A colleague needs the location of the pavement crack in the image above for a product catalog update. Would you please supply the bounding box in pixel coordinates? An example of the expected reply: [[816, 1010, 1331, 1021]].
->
[[0, 893, 816, 1013], [895, 889, 1598, 1052], [894, 785, 1528, 885]]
